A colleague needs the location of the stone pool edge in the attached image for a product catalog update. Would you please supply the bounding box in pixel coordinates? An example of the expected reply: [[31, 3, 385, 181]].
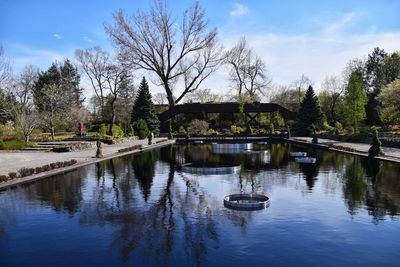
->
[[286, 138, 400, 164], [0, 139, 176, 190]]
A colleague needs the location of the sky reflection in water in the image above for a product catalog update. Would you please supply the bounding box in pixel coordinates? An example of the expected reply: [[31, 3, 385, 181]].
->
[[0, 143, 400, 267]]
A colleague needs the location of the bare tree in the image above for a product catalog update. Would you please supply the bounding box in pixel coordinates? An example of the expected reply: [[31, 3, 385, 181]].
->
[[105, 0, 222, 108], [291, 74, 313, 107], [12, 105, 40, 142], [12, 65, 39, 106], [39, 84, 68, 140], [319, 75, 345, 123], [75, 47, 109, 116], [225, 37, 271, 101], [185, 88, 221, 103], [153, 92, 167, 105], [103, 64, 128, 135], [0, 46, 12, 91]]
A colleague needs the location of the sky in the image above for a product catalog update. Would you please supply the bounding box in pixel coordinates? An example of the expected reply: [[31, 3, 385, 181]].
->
[[1, 0, 400, 97]]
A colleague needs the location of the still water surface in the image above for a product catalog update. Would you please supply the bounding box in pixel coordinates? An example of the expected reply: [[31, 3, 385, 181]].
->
[[1, 143, 400, 266]]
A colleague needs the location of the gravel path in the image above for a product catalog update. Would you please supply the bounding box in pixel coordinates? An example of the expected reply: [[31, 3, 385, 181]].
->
[[0, 138, 166, 176]]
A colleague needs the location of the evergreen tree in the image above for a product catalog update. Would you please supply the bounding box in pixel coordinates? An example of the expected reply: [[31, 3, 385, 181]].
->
[[365, 47, 387, 125], [368, 129, 383, 157], [33, 60, 84, 111], [131, 77, 159, 133], [296, 86, 323, 136], [60, 59, 84, 107], [341, 71, 367, 132], [33, 63, 61, 112]]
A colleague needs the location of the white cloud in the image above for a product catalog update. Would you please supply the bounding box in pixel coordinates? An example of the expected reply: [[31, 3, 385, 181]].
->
[[53, 33, 63, 40], [229, 3, 249, 17], [83, 35, 93, 43], [323, 12, 356, 34]]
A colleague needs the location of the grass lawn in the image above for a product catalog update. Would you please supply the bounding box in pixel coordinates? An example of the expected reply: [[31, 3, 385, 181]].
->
[[0, 140, 32, 150]]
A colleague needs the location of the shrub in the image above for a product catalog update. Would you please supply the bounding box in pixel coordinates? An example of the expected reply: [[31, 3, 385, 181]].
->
[[0, 139, 4, 149], [207, 128, 220, 136], [334, 122, 343, 135], [178, 126, 187, 135], [35, 167, 43, 173], [8, 172, 17, 179], [230, 125, 244, 135], [369, 129, 383, 157], [323, 122, 336, 135], [246, 124, 253, 135], [70, 159, 77, 165], [22, 168, 34, 176], [99, 124, 124, 138], [0, 175, 8, 182], [50, 163, 57, 169], [56, 162, 64, 168], [188, 119, 209, 135], [42, 165, 51, 171], [127, 124, 135, 137], [134, 119, 149, 139]]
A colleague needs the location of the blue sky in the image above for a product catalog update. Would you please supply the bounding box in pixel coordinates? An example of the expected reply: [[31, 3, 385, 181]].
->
[[1, 0, 400, 95]]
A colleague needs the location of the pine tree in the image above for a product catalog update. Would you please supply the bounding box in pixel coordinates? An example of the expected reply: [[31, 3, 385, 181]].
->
[[60, 59, 84, 107], [341, 71, 367, 132], [131, 77, 159, 133], [296, 86, 323, 136]]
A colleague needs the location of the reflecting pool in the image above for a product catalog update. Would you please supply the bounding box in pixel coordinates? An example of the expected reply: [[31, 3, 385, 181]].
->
[[1, 143, 400, 266]]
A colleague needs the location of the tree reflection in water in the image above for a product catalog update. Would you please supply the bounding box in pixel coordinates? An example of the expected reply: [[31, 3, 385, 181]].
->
[[1, 143, 400, 265], [79, 148, 220, 266]]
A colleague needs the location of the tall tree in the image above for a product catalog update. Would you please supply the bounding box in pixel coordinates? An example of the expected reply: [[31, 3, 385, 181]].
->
[[271, 84, 305, 112], [105, 0, 222, 108], [378, 78, 400, 125], [33, 63, 61, 111], [319, 75, 344, 124], [292, 74, 313, 110], [115, 72, 136, 133], [103, 64, 127, 136], [185, 88, 221, 103], [132, 77, 159, 134], [341, 71, 367, 132], [39, 83, 68, 139], [382, 52, 400, 85], [13, 65, 39, 106], [60, 59, 85, 107], [296, 86, 323, 136], [75, 47, 109, 116], [225, 37, 271, 101], [365, 47, 387, 125], [0, 46, 12, 91], [33, 60, 83, 112]]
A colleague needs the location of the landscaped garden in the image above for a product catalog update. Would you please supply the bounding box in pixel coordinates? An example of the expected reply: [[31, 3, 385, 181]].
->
[[1, 0, 400, 266]]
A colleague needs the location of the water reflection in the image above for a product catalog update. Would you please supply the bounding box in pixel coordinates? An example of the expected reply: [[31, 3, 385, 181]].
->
[[1, 143, 400, 266]]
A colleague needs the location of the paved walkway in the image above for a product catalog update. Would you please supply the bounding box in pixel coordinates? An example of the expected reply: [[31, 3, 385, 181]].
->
[[292, 137, 400, 160], [0, 138, 167, 176]]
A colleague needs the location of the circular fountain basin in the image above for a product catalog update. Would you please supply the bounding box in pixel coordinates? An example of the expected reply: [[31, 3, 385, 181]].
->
[[212, 143, 253, 154], [182, 163, 241, 175], [224, 194, 270, 211], [290, 152, 307, 157], [295, 157, 316, 164]]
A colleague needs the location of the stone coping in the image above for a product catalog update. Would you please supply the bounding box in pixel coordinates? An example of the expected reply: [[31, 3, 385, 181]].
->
[[0, 140, 175, 190]]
